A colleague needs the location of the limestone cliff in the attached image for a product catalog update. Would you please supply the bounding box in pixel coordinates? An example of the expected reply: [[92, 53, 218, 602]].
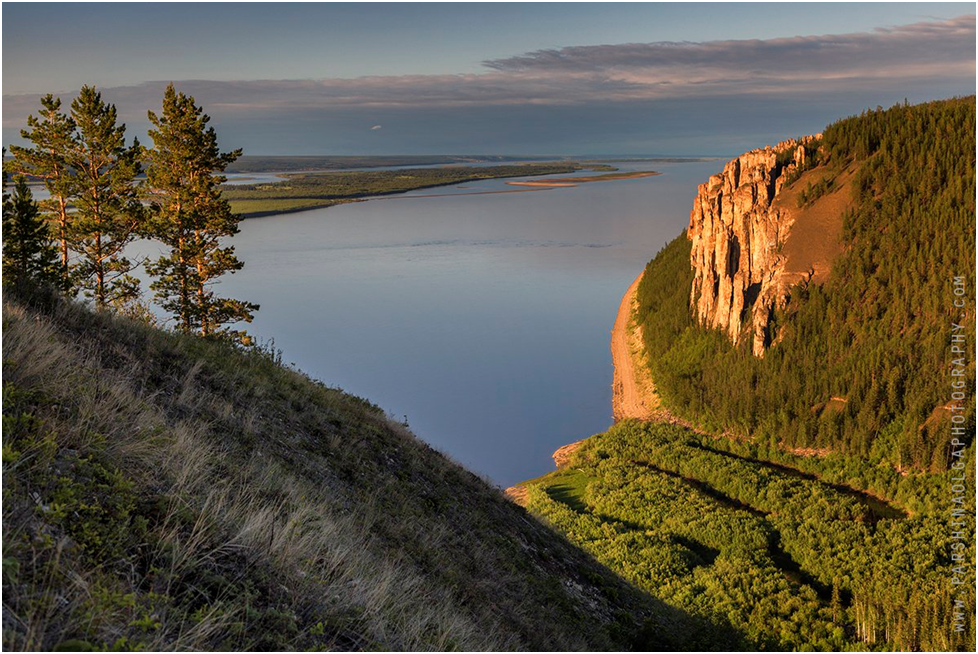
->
[[687, 136, 820, 356]]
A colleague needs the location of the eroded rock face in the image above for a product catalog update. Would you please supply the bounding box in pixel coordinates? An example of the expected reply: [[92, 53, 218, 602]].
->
[[687, 136, 820, 356]]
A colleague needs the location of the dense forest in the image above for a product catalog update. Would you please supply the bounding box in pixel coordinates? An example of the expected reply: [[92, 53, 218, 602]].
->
[[523, 420, 974, 651], [636, 97, 976, 472]]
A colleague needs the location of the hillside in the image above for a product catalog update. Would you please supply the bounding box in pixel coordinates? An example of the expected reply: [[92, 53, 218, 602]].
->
[[2, 286, 715, 651], [515, 98, 976, 651], [642, 96, 976, 470]]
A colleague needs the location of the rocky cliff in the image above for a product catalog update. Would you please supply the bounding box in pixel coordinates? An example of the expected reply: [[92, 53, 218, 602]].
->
[[687, 136, 820, 356]]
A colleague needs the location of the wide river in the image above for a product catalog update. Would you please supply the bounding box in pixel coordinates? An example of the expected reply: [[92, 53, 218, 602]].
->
[[169, 160, 720, 486]]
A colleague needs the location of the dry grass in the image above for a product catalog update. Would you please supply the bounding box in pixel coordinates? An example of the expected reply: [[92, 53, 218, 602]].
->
[[2, 289, 674, 651]]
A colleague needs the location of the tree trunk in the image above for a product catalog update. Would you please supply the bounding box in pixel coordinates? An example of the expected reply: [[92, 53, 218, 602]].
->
[[58, 195, 70, 289]]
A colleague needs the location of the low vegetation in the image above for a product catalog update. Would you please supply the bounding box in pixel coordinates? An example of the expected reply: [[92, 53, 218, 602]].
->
[[521, 420, 974, 651], [225, 155, 559, 174], [222, 163, 615, 217]]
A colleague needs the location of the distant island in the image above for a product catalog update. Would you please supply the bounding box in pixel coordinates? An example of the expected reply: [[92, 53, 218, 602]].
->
[[506, 170, 661, 187], [223, 162, 659, 217]]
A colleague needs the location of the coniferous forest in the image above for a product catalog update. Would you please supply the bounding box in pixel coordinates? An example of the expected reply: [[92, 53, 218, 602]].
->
[[636, 97, 975, 472]]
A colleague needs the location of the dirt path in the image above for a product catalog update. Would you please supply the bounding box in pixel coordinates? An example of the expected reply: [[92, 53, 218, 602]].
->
[[611, 272, 661, 421]]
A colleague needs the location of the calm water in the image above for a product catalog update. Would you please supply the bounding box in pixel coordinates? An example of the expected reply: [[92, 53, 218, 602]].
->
[[205, 160, 719, 487]]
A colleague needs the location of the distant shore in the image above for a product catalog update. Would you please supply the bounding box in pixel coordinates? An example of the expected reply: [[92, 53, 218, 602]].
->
[[225, 161, 612, 218], [506, 170, 661, 188]]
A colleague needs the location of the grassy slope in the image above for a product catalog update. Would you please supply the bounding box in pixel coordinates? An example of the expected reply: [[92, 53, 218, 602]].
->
[[2, 288, 703, 651]]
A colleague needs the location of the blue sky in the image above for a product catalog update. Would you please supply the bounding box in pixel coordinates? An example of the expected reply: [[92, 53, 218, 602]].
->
[[3, 3, 975, 155]]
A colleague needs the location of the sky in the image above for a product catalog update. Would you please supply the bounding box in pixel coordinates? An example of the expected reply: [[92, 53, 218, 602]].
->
[[2, 2, 975, 155]]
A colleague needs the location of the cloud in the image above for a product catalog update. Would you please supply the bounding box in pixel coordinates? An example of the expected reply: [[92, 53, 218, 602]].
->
[[481, 15, 976, 98], [485, 15, 976, 74], [2, 15, 973, 155], [4, 15, 973, 127]]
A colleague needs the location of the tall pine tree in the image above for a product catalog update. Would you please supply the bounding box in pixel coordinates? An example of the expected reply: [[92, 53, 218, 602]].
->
[[68, 86, 144, 309], [7, 95, 78, 293], [0, 148, 10, 253], [145, 84, 257, 342], [2, 174, 60, 289]]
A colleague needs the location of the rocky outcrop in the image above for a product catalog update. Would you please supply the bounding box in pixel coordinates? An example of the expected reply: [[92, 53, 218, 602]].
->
[[552, 440, 584, 468], [687, 136, 820, 356]]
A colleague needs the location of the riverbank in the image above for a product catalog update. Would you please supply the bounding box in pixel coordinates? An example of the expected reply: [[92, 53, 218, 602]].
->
[[505, 268, 700, 499], [611, 271, 660, 421]]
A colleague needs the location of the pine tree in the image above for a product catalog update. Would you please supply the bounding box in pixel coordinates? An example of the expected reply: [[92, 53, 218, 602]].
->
[[145, 84, 258, 342], [2, 174, 60, 289], [0, 148, 10, 252], [831, 579, 843, 624], [7, 95, 79, 293], [68, 86, 145, 309]]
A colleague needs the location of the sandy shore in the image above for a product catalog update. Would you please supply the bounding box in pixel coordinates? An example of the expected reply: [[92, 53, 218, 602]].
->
[[611, 271, 661, 421], [506, 171, 661, 188], [504, 181, 578, 188], [374, 187, 555, 200]]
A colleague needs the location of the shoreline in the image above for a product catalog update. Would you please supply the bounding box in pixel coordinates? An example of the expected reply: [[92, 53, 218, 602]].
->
[[611, 270, 660, 421], [505, 269, 660, 501], [506, 171, 662, 188]]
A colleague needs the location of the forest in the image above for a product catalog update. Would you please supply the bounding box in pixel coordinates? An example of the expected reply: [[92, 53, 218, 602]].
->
[[523, 420, 974, 651], [636, 97, 976, 473]]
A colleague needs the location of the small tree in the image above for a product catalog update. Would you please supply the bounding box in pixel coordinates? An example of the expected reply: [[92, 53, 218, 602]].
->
[[2, 174, 60, 289], [145, 84, 257, 342], [68, 86, 144, 309], [7, 95, 78, 293]]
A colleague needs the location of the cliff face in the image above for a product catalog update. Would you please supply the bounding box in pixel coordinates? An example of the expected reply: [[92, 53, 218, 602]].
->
[[687, 136, 819, 356]]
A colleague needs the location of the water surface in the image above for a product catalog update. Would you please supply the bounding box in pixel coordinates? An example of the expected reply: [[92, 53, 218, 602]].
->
[[207, 160, 718, 486]]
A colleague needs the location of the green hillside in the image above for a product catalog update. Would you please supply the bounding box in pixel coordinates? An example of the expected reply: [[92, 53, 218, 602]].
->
[[519, 98, 976, 651], [638, 97, 976, 471], [2, 286, 715, 651]]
